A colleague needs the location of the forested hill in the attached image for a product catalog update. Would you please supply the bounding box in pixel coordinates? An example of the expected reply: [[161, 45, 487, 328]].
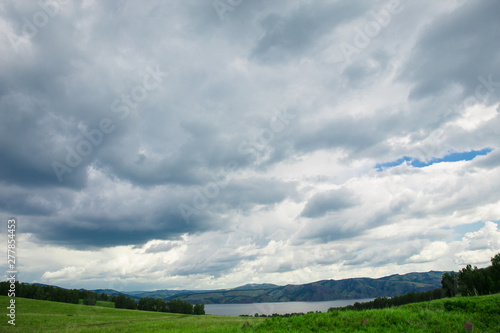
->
[[166, 271, 445, 304]]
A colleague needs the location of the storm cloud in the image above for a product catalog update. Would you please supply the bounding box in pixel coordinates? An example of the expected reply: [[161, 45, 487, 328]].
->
[[0, 0, 499, 291]]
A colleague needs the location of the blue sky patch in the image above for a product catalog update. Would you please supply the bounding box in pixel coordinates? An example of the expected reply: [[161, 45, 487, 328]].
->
[[376, 148, 493, 171], [448, 221, 499, 241]]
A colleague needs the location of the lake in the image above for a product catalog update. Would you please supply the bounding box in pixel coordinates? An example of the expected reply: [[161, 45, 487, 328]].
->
[[204, 298, 374, 316]]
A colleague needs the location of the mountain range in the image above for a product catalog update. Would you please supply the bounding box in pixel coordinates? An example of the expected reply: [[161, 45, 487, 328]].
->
[[89, 271, 445, 304]]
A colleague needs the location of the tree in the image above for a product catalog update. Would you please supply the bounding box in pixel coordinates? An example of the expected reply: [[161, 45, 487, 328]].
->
[[83, 293, 96, 306], [492, 253, 500, 293], [34, 285, 48, 300], [68, 289, 80, 304], [157, 298, 167, 312], [458, 265, 475, 296], [114, 294, 127, 308], [166, 298, 193, 314], [492, 253, 500, 267], [193, 303, 205, 315], [97, 292, 108, 301], [441, 272, 459, 297]]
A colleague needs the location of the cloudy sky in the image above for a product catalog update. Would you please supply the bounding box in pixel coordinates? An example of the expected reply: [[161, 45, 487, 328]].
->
[[1, 0, 499, 292]]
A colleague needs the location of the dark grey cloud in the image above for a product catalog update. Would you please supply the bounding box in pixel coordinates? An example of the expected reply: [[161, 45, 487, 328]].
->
[[301, 188, 356, 218], [27, 209, 216, 249], [472, 147, 500, 169], [399, 1, 500, 103], [251, 1, 364, 64], [218, 178, 298, 211], [0, 186, 72, 216], [342, 50, 390, 88], [1, 0, 499, 290], [292, 110, 407, 158]]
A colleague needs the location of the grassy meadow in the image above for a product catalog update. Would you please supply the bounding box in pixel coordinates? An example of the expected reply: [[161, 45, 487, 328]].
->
[[1, 294, 499, 332], [255, 293, 500, 332], [0, 296, 265, 332]]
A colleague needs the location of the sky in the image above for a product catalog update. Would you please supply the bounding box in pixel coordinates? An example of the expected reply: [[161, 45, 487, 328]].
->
[[0, 0, 499, 292]]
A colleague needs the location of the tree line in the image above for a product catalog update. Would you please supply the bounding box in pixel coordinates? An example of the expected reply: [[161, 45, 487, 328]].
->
[[442, 252, 500, 297], [0, 282, 204, 315], [329, 252, 500, 312], [138, 296, 205, 315], [330, 287, 445, 312]]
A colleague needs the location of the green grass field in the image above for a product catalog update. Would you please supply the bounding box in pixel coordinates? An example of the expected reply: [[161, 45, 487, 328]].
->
[[0, 296, 265, 332], [255, 294, 500, 332], [1, 294, 499, 332]]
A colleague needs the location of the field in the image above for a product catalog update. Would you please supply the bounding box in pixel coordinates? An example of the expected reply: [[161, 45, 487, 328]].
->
[[255, 294, 500, 332], [1, 294, 499, 332], [0, 296, 265, 332]]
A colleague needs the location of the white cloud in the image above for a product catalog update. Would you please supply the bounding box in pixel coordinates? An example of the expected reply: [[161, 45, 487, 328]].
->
[[0, 0, 499, 291]]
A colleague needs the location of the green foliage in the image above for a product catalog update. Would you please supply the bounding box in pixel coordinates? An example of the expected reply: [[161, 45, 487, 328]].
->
[[193, 303, 205, 315], [331, 288, 444, 311], [97, 292, 108, 301], [166, 298, 194, 314], [443, 299, 477, 312], [492, 253, 500, 267], [441, 271, 459, 297], [138, 296, 159, 311], [112, 293, 138, 309], [255, 294, 500, 332], [0, 281, 81, 304], [83, 293, 96, 306], [442, 251, 500, 298], [137, 296, 198, 314]]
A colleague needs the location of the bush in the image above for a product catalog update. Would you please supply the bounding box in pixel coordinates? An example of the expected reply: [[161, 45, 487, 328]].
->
[[443, 299, 477, 312]]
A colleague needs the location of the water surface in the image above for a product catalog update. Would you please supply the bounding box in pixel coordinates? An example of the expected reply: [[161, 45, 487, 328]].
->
[[204, 298, 374, 316]]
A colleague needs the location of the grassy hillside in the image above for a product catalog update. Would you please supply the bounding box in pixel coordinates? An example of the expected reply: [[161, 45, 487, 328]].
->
[[0, 296, 265, 332], [255, 293, 500, 332], [1, 294, 499, 332], [175, 271, 444, 304]]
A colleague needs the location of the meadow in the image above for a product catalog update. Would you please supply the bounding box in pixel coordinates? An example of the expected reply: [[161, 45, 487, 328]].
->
[[1, 293, 499, 332], [0, 296, 264, 332]]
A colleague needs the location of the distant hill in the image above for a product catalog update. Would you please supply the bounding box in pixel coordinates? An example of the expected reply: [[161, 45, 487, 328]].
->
[[113, 284, 280, 301], [168, 271, 445, 304], [230, 283, 279, 291], [131, 289, 213, 301], [89, 289, 127, 296], [82, 271, 445, 304]]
